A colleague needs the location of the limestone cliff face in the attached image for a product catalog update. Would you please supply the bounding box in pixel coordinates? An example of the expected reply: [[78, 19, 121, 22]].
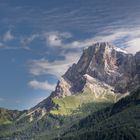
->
[[53, 42, 139, 97], [27, 42, 140, 119]]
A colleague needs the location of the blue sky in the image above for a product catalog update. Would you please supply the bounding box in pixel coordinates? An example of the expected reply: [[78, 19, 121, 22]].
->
[[0, 0, 140, 110]]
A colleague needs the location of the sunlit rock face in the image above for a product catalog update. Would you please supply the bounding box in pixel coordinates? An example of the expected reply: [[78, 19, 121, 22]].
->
[[53, 42, 139, 97]]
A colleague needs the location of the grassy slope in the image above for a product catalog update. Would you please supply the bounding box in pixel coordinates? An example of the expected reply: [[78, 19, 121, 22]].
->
[[50, 89, 123, 116], [0, 89, 138, 140], [58, 88, 140, 140], [33, 91, 126, 140], [0, 108, 22, 125], [0, 90, 119, 140]]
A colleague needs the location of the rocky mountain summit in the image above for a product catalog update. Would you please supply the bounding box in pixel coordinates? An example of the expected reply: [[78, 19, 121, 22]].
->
[[28, 42, 140, 118], [54, 42, 139, 97]]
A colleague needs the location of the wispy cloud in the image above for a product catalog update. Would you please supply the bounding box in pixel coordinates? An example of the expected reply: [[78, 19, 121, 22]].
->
[[90, 28, 140, 54], [3, 30, 14, 42], [43, 29, 140, 54], [28, 80, 56, 91], [20, 34, 40, 49], [125, 38, 140, 54], [44, 31, 96, 49], [28, 51, 81, 78], [1, 29, 140, 54]]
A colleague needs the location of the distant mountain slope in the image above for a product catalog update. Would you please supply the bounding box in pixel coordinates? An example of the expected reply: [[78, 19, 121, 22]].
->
[[0, 89, 118, 140], [0, 108, 22, 125], [0, 80, 127, 140], [58, 87, 140, 140]]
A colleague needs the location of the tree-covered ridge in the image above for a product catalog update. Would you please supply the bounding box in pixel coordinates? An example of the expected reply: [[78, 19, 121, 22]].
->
[[58, 88, 140, 140], [0, 90, 114, 140], [0, 88, 139, 140]]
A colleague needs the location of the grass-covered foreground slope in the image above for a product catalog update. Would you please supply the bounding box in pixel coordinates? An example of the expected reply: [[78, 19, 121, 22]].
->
[[50, 88, 127, 116], [0, 108, 22, 125], [57, 88, 140, 140]]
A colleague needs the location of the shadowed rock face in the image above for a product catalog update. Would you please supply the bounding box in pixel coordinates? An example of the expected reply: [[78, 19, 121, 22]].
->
[[53, 42, 140, 97], [134, 51, 140, 86], [135, 51, 140, 74]]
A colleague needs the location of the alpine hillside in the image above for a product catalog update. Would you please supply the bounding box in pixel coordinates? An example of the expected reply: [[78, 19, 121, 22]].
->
[[27, 42, 140, 118], [0, 42, 140, 140]]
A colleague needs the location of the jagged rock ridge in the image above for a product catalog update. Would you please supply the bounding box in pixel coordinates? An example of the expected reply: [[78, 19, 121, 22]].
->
[[27, 42, 140, 118], [53, 42, 139, 97]]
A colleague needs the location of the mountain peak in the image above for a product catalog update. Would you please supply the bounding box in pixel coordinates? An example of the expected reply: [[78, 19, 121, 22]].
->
[[28, 42, 140, 118], [85, 42, 128, 55], [53, 42, 139, 97]]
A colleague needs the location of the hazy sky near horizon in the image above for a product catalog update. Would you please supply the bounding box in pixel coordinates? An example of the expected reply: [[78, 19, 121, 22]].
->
[[0, 0, 140, 110]]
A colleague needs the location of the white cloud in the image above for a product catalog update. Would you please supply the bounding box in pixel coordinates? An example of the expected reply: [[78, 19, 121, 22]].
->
[[28, 29, 140, 79], [44, 31, 96, 49], [17, 29, 140, 54], [28, 80, 56, 91], [47, 34, 62, 46], [125, 38, 140, 54], [29, 52, 81, 78], [91, 28, 140, 54], [3, 30, 14, 42], [65, 39, 95, 48], [2, 29, 136, 53], [44, 31, 72, 47], [42, 29, 139, 52]]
